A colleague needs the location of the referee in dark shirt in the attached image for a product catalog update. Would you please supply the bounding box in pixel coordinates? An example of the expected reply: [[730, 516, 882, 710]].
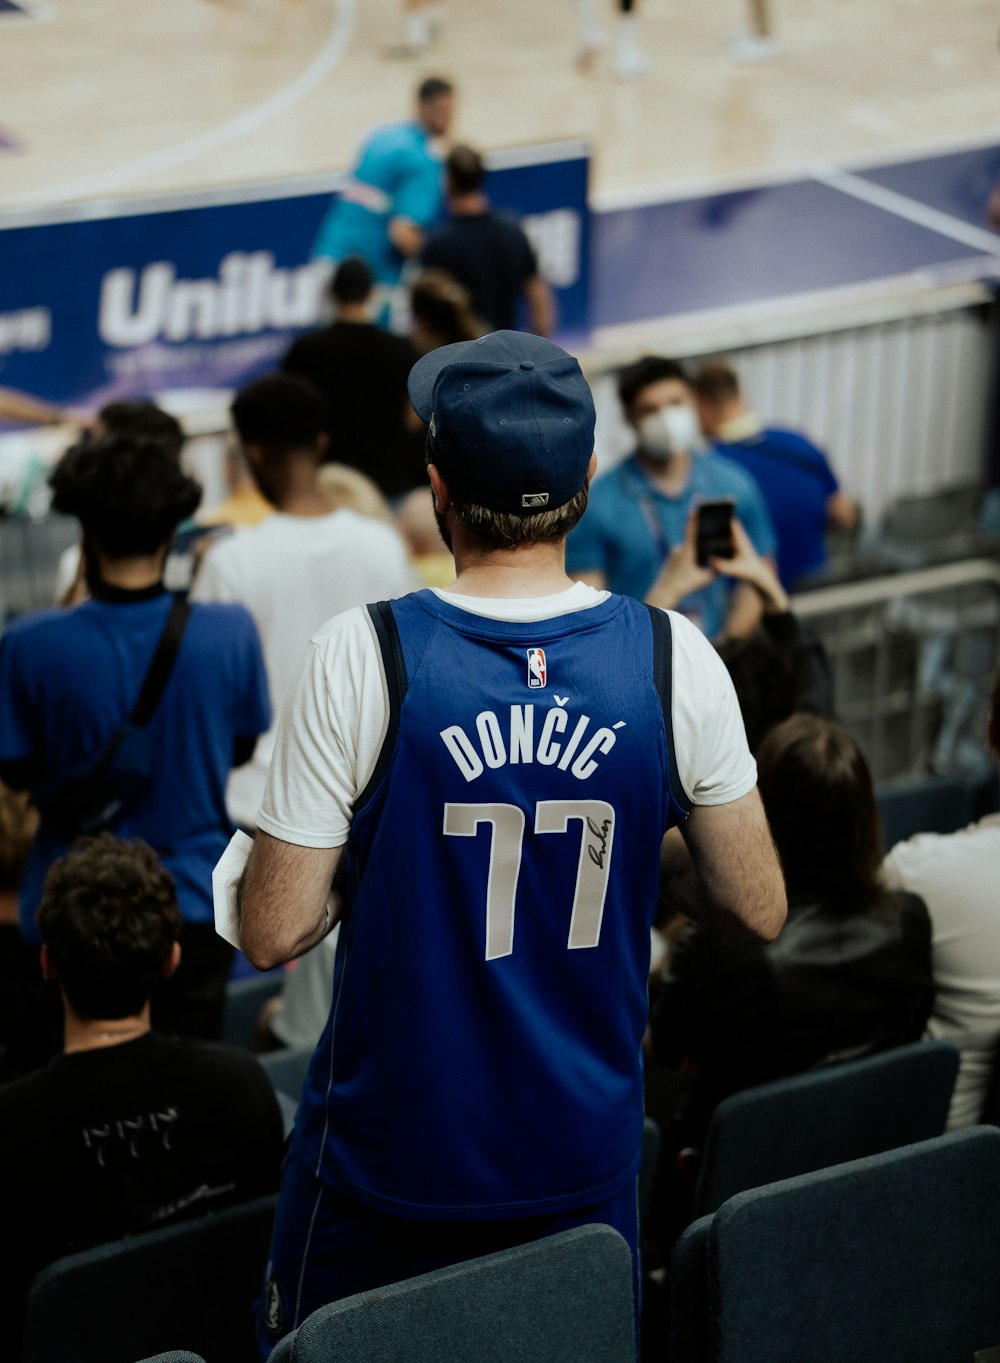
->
[[419, 145, 554, 336]]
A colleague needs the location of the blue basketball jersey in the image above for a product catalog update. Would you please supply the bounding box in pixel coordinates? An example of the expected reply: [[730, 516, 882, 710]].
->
[[294, 589, 690, 1218]]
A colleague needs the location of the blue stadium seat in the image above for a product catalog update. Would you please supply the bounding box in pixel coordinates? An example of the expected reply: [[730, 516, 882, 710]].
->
[[670, 1127, 1000, 1363], [691, 1040, 959, 1218], [268, 1224, 636, 1363], [876, 772, 981, 849], [22, 1195, 277, 1363], [133, 1354, 208, 1363]]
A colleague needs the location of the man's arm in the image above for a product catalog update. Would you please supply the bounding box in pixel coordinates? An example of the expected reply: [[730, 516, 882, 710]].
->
[[0, 386, 68, 426], [826, 489, 859, 531], [523, 274, 555, 338], [660, 790, 786, 941], [722, 578, 765, 639], [388, 217, 424, 258], [237, 830, 343, 970]]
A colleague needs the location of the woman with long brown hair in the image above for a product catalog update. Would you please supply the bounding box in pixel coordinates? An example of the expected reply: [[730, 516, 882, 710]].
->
[[646, 714, 934, 1244]]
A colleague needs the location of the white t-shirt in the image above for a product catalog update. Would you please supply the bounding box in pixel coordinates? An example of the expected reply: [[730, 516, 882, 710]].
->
[[193, 509, 418, 828], [257, 582, 757, 849], [883, 812, 1000, 1130]]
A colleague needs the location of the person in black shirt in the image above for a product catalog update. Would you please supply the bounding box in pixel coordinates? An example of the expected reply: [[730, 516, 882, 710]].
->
[[419, 145, 553, 336], [281, 256, 425, 499], [0, 835, 283, 1355]]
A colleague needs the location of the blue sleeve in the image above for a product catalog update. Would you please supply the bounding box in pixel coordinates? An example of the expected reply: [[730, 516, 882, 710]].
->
[[565, 504, 611, 575], [818, 453, 839, 497], [393, 149, 444, 228], [0, 629, 35, 764], [731, 469, 778, 559], [312, 198, 342, 262]]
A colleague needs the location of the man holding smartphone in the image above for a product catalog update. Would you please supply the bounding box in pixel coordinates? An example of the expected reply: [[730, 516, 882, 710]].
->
[[566, 356, 776, 640]]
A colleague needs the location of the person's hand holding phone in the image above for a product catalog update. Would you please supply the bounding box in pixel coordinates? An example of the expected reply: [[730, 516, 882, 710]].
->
[[707, 516, 789, 613], [695, 498, 736, 567], [645, 507, 716, 609]]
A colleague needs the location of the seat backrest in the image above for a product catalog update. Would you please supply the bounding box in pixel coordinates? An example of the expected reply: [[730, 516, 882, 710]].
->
[[23, 1194, 277, 1363], [269, 1224, 635, 1363], [706, 1127, 1000, 1363], [133, 1354, 208, 1363], [258, 1044, 314, 1105], [668, 1216, 713, 1363], [692, 1039, 959, 1217], [880, 484, 984, 543], [222, 972, 285, 1050]]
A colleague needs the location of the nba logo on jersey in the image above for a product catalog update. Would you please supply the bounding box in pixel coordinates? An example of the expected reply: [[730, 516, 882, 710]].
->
[[527, 648, 546, 689]]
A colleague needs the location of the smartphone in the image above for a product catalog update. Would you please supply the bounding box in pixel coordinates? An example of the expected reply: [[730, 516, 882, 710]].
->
[[695, 499, 735, 567]]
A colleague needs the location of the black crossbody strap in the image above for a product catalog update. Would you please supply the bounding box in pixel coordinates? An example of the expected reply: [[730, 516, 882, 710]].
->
[[353, 600, 409, 812], [645, 604, 692, 818], [129, 593, 192, 728]]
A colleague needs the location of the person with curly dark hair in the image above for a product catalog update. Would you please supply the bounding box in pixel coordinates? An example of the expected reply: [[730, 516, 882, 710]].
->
[[0, 435, 271, 1039], [0, 835, 283, 1358]]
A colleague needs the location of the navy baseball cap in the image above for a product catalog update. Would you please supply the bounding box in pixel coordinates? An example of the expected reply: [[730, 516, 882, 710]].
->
[[407, 330, 596, 514]]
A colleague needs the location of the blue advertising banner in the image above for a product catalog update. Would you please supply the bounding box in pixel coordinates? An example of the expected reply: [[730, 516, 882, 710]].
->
[[0, 139, 589, 414]]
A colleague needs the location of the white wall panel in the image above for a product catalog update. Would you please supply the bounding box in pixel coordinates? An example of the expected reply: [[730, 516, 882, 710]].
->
[[588, 300, 996, 523]]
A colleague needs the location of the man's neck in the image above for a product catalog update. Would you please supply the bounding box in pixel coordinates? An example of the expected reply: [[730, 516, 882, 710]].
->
[[335, 302, 371, 324], [93, 549, 166, 592], [450, 191, 489, 216], [63, 1002, 152, 1055], [0, 888, 19, 929], [448, 540, 575, 599], [263, 457, 332, 518], [636, 448, 692, 496]]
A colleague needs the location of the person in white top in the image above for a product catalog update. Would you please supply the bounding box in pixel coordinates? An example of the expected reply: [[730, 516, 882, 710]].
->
[[193, 374, 419, 830], [883, 670, 1000, 1130]]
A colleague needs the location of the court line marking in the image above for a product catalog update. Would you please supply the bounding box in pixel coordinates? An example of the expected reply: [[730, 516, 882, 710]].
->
[[11, 0, 356, 208], [0, 0, 55, 21], [810, 160, 1000, 257], [592, 128, 1000, 213]]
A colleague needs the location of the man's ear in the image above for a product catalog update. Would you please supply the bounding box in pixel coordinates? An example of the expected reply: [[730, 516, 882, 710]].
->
[[163, 940, 181, 980], [586, 451, 597, 483], [427, 463, 449, 512], [316, 433, 329, 462], [244, 442, 264, 470], [40, 944, 57, 983]]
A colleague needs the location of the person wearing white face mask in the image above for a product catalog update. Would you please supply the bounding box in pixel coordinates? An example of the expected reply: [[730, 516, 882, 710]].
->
[[566, 356, 777, 640]]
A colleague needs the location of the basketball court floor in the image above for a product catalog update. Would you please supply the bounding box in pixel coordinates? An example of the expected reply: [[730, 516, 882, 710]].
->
[[2, 0, 1000, 332]]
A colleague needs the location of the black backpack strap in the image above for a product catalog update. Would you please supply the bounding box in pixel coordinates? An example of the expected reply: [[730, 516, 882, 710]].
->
[[129, 593, 192, 728], [354, 601, 409, 811], [646, 604, 692, 819]]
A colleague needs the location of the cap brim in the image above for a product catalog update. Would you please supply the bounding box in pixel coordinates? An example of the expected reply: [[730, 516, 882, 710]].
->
[[407, 338, 483, 423]]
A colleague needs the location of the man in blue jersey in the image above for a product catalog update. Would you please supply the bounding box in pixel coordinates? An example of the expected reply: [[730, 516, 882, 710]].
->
[[566, 356, 778, 640], [693, 360, 858, 589], [230, 331, 786, 1355], [313, 77, 455, 324]]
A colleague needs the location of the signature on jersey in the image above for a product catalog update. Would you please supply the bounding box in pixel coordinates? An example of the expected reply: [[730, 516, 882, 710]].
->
[[586, 815, 612, 869]]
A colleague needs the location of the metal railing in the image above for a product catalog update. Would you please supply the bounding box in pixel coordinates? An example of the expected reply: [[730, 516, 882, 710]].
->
[[793, 559, 1000, 783]]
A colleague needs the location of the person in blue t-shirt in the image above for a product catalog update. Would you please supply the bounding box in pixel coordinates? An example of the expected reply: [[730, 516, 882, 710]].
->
[[0, 434, 270, 1038], [225, 330, 786, 1356], [693, 360, 858, 589], [313, 77, 455, 322], [566, 355, 778, 640]]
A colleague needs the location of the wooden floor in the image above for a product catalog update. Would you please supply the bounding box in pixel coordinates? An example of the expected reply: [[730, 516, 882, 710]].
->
[[1, 0, 999, 212]]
